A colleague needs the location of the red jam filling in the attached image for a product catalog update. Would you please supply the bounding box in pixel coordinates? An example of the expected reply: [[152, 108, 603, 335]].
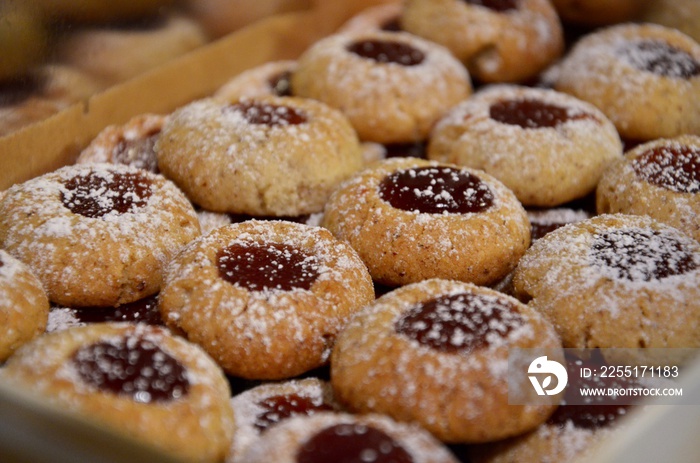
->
[[395, 292, 524, 354], [61, 170, 152, 218], [217, 242, 320, 292], [226, 101, 307, 125], [113, 130, 161, 174], [379, 166, 494, 214], [347, 39, 425, 66], [296, 423, 413, 463], [64, 295, 163, 326], [489, 99, 595, 129], [268, 70, 293, 97], [590, 228, 698, 281], [462, 0, 519, 12], [632, 144, 700, 194], [70, 336, 189, 403], [621, 40, 700, 79], [254, 393, 335, 431]]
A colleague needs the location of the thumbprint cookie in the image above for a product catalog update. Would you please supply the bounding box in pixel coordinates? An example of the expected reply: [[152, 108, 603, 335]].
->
[[291, 30, 471, 144], [512, 214, 700, 352], [239, 412, 460, 463], [0, 249, 50, 361], [155, 95, 363, 216], [0, 323, 234, 463], [597, 135, 700, 243], [428, 85, 622, 207], [553, 23, 700, 141], [215, 60, 297, 102], [158, 220, 374, 380], [400, 0, 564, 83], [0, 163, 200, 307], [321, 157, 530, 287], [331, 279, 563, 443]]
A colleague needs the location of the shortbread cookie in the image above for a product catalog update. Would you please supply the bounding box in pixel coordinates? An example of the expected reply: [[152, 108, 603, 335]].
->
[[428, 85, 622, 206], [553, 23, 700, 141], [156, 95, 363, 215], [291, 30, 471, 144], [0, 250, 50, 361], [401, 0, 564, 83], [331, 279, 563, 443], [215, 61, 297, 101], [228, 378, 340, 462], [0, 163, 200, 307], [321, 157, 530, 287], [76, 113, 167, 173], [240, 412, 460, 463], [0, 323, 234, 463], [597, 135, 700, 243], [158, 220, 374, 379], [512, 214, 700, 351], [338, 2, 404, 34]]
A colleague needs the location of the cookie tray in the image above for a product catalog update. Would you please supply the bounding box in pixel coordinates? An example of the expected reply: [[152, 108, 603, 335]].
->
[[1, 1, 700, 461]]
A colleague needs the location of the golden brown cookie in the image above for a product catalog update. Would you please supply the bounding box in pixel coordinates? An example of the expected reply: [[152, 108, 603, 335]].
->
[[553, 23, 700, 141], [321, 157, 530, 287], [597, 135, 700, 243], [331, 279, 563, 443], [227, 378, 341, 462], [428, 85, 622, 207], [158, 220, 374, 380], [0, 323, 234, 463], [155, 95, 363, 216], [291, 30, 471, 144], [0, 163, 200, 307], [0, 250, 50, 362], [54, 12, 208, 86], [76, 113, 167, 174], [337, 2, 404, 34], [400, 0, 564, 83], [512, 214, 700, 351], [551, 0, 643, 26], [214, 61, 297, 102], [239, 412, 460, 463]]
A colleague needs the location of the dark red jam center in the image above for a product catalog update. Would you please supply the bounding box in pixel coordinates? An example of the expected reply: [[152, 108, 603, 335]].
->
[[65, 295, 163, 326], [622, 40, 700, 79], [383, 142, 427, 159], [268, 70, 293, 97], [254, 393, 335, 431], [61, 170, 153, 218], [70, 336, 189, 403], [590, 228, 698, 281], [113, 131, 161, 174], [489, 99, 594, 129], [226, 213, 311, 225], [381, 17, 403, 32], [226, 101, 307, 125], [395, 292, 524, 354], [296, 423, 413, 463], [347, 39, 425, 66], [632, 145, 700, 194], [548, 351, 633, 430], [379, 166, 494, 214], [462, 0, 519, 12], [217, 242, 320, 292]]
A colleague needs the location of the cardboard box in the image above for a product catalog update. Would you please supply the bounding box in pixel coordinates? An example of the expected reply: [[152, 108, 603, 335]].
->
[[1, 2, 699, 462]]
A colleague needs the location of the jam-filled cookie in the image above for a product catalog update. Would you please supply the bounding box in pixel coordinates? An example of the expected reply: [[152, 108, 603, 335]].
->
[[156, 95, 363, 216], [331, 279, 563, 443], [158, 220, 374, 380], [321, 157, 530, 287], [76, 113, 167, 174], [400, 0, 564, 83], [527, 207, 592, 241], [512, 214, 700, 351], [228, 378, 340, 462], [0, 250, 50, 362], [553, 23, 700, 141], [240, 412, 460, 463], [428, 85, 622, 207], [0, 323, 234, 463], [337, 2, 405, 34], [291, 30, 471, 144], [0, 163, 200, 307], [597, 135, 700, 243], [551, 0, 642, 26], [215, 61, 297, 102]]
